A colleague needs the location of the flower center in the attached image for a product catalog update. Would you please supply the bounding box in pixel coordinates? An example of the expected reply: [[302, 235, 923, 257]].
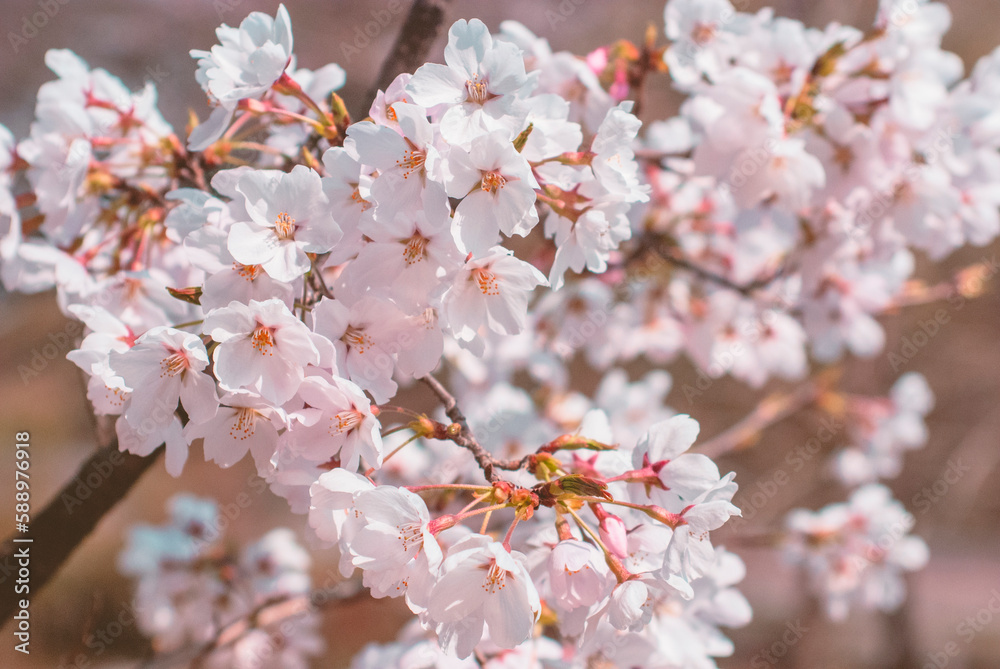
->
[[331, 409, 363, 435], [351, 187, 372, 211], [230, 407, 258, 440], [342, 326, 374, 353], [482, 560, 508, 594], [473, 268, 500, 296], [395, 143, 426, 179], [104, 385, 127, 408], [123, 278, 145, 301], [251, 325, 276, 356], [274, 212, 296, 240], [234, 262, 263, 281], [159, 350, 189, 377], [403, 233, 428, 265], [691, 22, 717, 45], [465, 76, 490, 105], [396, 521, 423, 553], [480, 171, 507, 193]]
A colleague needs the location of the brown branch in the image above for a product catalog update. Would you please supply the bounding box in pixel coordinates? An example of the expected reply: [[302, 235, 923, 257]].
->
[[308, 252, 334, 301], [365, 0, 454, 106], [659, 249, 780, 296], [616, 232, 786, 297], [0, 416, 161, 624], [420, 375, 527, 482]]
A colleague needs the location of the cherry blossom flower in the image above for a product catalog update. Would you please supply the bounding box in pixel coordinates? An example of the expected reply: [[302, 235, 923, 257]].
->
[[183, 390, 285, 470], [343, 486, 443, 606], [281, 375, 383, 470], [227, 165, 342, 282], [427, 535, 541, 657], [189, 5, 293, 150], [442, 247, 547, 353], [108, 326, 218, 429], [446, 129, 540, 255], [203, 298, 323, 404], [407, 19, 531, 144]]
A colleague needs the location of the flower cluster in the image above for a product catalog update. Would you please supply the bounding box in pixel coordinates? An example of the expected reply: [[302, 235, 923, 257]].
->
[[784, 484, 929, 621], [831, 372, 935, 486], [119, 494, 321, 667], [3, 0, 983, 663], [530, 0, 1000, 388], [310, 413, 749, 664]]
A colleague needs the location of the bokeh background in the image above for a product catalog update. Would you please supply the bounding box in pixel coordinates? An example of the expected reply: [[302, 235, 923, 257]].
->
[[0, 0, 998, 667]]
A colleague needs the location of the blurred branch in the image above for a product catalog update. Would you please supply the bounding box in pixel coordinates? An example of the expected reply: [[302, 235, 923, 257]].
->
[[365, 0, 454, 106], [696, 379, 826, 459], [0, 416, 160, 625], [138, 583, 366, 669], [621, 233, 785, 297], [885, 591, 917, 669]]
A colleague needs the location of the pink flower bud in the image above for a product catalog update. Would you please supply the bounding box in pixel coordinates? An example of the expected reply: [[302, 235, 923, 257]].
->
[[599, 513, 629, 559]]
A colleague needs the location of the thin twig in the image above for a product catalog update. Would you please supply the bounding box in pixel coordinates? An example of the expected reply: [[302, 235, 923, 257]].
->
[[420, 375, 528, 482], [309, 252, 334, 301], [618, 230, 787, 297]]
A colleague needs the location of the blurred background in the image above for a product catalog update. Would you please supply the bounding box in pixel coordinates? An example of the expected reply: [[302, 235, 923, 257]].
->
[[0, 0, 998, 667]]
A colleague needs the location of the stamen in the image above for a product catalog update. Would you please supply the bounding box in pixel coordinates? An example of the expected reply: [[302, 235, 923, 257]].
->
[[251, 325, 276, 356], [480, 171, 507, 193], [403, 234, 428, 265], [230, 407, 257, 441], [160, 351, 189, 377], [396, 522, 423, 553], [691, 22, 717, 45], [465, 76, 490, 105], [274, 212, 296, 240], [351, 188, 372, 211], [473, 268, 500, 296], [330, 410, 363, 435], [342, 326, 373, 353], [234, 262, 263, 281], [395, 143, 426, 179], [482, 560, 508, 593]]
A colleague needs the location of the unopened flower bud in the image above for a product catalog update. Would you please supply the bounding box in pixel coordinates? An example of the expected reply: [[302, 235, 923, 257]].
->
[[599, 513, 629, 559]]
